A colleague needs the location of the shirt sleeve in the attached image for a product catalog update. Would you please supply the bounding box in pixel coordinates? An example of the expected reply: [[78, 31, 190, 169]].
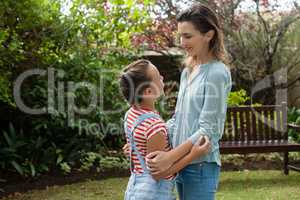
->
[[166, 68, 188, 145], [166, 115, 175, 145], [188, 67, 232, 144], [145, 118, 168, 140]]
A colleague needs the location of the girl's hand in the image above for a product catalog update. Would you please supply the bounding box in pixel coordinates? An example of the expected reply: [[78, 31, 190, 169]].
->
[[145, 151, 173, 174], [190, 136, 211, 158], [122, 143, 130, 158]]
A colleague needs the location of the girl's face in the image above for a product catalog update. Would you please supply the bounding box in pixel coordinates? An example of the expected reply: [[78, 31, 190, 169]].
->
[[177, 21, 210, 58], [144, 64, 164, 100]]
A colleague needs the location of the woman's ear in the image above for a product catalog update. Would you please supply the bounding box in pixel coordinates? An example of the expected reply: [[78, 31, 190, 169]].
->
[[205, 30, 215, 42]]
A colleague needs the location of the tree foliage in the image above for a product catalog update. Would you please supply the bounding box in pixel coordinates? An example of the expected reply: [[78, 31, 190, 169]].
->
[[132, 0, 300, 104], [0, 0, 154, 176]]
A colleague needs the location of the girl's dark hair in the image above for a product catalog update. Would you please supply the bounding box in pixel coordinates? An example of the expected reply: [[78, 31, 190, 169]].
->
[[119, 59, 152, 105], [177, 3, 228, 65]]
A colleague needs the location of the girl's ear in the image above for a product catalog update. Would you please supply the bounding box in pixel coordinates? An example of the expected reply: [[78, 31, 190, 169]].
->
[[144, 87, 152, 95]]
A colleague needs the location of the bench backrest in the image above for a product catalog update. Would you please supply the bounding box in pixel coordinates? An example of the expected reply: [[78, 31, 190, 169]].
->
[[222, 102, 288, 143]]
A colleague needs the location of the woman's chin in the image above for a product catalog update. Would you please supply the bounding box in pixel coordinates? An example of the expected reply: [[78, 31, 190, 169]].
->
[[186, 51, 195, 57], [186, 52, 193, 56]]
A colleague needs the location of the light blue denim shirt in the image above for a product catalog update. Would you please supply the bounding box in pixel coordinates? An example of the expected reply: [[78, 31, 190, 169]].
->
[[167, 60, 232, 166]]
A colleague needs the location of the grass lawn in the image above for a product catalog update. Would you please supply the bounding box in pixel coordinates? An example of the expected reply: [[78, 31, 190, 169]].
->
[[1, 170, 300, 200]]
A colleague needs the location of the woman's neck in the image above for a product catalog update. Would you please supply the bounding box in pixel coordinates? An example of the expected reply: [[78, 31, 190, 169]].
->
[[193, 52, 215, 66]]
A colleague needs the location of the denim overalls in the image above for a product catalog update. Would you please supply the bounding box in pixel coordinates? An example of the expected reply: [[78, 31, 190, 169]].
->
[[124, 111, 175, 200]]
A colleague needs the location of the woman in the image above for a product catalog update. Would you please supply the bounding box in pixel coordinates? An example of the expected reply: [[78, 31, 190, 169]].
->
[[145, 3, 232, 200]]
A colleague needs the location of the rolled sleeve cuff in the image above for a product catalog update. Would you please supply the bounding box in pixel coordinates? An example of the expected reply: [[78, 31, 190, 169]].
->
[[166, 118, 175, 146], [188, 128, 209, 145]]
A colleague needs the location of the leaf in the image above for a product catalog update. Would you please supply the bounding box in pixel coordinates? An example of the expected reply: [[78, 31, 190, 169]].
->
[[56, 154, 63, 165], [29, 162, 36, 177], [9, 123, 16, 140], [13, 138, 27, 148], [40, 164, 49, 172], [11, 161, 24, 175], [35, 136, 44, 149], [296, 116, 300, 125], [3, 131, 12, 147]]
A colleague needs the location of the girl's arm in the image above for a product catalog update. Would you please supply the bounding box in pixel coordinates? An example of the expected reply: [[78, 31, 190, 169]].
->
[[122, 131, 168, 159], [146, 131, 173, 180], [147, 131, 169, 154], [122, 143, 130, 158], [123, 121, 195, 173]]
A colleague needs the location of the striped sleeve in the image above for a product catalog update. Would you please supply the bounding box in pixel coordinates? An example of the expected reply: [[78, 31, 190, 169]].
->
[[144, 118, 168, 140]]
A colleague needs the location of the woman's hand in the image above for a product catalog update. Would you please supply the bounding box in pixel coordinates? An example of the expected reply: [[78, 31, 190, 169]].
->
[[145, 151, 173, 174], [190, 136, 211, 158], [151, 169, 169, 181], [122, 143, 130, 158]]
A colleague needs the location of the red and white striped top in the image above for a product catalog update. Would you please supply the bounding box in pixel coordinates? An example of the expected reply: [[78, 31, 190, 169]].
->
[[125, 105, 173, 179]]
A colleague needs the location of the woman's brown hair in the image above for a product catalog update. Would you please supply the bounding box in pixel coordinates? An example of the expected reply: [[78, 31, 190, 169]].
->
[[176, 3, 228, 66]]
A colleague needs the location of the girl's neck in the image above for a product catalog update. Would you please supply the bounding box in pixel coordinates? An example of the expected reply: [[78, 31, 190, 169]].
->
[[136, 100, 155, 111]]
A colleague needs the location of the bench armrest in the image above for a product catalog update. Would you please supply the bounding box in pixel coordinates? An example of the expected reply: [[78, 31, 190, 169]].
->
[[288, 123, 300, 132]]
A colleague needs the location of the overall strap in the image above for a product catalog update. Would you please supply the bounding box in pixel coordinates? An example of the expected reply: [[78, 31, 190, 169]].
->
[[124, 111, 160, 174]]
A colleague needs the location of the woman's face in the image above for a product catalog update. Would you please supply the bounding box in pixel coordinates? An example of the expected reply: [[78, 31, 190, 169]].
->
[[177, 21, 209, 58]]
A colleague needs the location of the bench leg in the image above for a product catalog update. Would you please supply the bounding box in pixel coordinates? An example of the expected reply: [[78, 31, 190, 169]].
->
[[284, 152, 289, 175]]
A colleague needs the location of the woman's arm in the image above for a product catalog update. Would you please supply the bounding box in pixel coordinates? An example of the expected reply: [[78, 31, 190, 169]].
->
[[150, 136, 211, 179], [188, 68, 232, 144], [145, 138, 198, 173], [146, 136, 211, 174]]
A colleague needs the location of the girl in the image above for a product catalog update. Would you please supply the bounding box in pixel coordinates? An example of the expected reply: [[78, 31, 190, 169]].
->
[[146, 3, 232, 200], [119, 59, 211, 200]]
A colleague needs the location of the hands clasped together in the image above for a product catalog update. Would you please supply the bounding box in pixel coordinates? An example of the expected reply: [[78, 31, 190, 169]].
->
[[122, 136, 211, 180]]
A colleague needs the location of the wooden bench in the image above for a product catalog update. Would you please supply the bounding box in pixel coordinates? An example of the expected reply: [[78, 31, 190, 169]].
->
[[220, 102, 300, 175]]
